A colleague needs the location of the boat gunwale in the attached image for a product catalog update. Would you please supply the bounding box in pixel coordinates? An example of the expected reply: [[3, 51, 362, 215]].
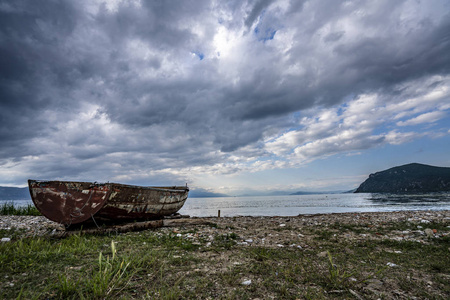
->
[[28, 179, 189, 193], [109, 183, 189, 193]]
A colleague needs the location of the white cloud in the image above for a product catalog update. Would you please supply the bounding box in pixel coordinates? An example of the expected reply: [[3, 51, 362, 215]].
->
[[263, 76, 450, 168], [396, 111, 447, 126], [384, 130, 422, 145]]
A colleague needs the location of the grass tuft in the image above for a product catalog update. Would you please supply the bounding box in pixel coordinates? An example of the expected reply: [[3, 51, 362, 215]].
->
[[0, 202, 40, 216], [325, 251, 353, 289]]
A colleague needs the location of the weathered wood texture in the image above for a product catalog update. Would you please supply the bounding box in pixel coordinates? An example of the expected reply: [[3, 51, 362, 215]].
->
[[58, 218, 213, 237]]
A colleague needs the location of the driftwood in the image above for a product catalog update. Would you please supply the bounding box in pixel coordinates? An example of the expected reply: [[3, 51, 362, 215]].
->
[[58, 217, 213, 237], [60, 219, 164, 237], [163, 218, 214, 227]]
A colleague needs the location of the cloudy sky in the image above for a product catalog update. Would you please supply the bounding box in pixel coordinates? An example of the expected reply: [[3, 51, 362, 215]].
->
[[1, 0, 449, 195]]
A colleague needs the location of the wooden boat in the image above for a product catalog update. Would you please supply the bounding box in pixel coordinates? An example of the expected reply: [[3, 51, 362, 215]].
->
[[28, 179, 189, 226]]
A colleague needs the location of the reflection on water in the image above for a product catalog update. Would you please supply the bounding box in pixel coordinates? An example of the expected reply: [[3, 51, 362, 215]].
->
[[179, 193, 450, 217], [367, 193, 450, 204]]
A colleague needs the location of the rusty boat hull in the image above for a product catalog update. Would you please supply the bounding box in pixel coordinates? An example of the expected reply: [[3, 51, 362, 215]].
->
[[28, 180, 189, 226]]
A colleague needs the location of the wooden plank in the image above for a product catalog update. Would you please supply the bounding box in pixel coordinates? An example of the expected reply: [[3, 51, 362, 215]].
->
[[58, 218, 213, 237]]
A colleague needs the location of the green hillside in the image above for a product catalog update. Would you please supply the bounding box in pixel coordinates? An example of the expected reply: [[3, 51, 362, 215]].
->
[[355, 163, 450, 193]]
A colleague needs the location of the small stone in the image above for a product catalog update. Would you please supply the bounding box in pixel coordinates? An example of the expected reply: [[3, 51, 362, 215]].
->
[[386, 262, 398, 267], [277, 244, 284, 248], [245, 239, 253, 243], [424, 228, 434, 237], [242, 279, 252, 285], [279, 224, 286, 227], [317, 251, 328, 257]]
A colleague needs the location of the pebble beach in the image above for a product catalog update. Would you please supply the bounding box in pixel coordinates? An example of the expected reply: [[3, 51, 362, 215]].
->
[[1, 210, 449, 243]]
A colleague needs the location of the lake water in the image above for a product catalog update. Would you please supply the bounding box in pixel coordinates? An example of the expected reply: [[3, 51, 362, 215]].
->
[[4, 193, 450, 217], [178, 193, 450, 217]]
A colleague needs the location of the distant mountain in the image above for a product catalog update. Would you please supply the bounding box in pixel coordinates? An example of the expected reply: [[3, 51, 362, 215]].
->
[[355, 163, 450, 193], [290, 190, 349, 195], [0, 186, 31, 200], [290, 191, 326, 195], [266, 191, 292, 196]]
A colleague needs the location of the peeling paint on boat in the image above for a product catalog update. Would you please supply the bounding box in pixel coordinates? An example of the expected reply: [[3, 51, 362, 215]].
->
[[28, 179, 189, 226]]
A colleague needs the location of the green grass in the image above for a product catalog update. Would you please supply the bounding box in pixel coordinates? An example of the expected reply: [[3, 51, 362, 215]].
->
[[0, 202, 40, 216], [0, 219, 449, 299], [213, 233, 239, 249]]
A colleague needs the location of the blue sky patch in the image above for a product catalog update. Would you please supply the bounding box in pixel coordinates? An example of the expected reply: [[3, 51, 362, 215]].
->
[[254, 26, 277, 42], [192, 51, 204, 60]]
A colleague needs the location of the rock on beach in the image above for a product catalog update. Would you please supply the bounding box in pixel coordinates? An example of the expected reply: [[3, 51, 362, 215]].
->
[[0, 215, 64, 238]]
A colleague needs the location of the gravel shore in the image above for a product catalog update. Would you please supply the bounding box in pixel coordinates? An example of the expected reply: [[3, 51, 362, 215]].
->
[[1, 210, 449, 242], [168, 210, 450, 248]]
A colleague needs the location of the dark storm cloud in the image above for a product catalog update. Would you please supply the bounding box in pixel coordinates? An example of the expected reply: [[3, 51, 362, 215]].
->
[[0, 1, 81, 156], [0, 0, 449, 185], [244, 0, 274, 29], [96, 0, 208, 50]]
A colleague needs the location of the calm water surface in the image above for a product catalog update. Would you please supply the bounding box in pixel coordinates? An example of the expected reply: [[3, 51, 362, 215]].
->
[[178, 193, 450, 217], [4, 193, 450, 217]]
